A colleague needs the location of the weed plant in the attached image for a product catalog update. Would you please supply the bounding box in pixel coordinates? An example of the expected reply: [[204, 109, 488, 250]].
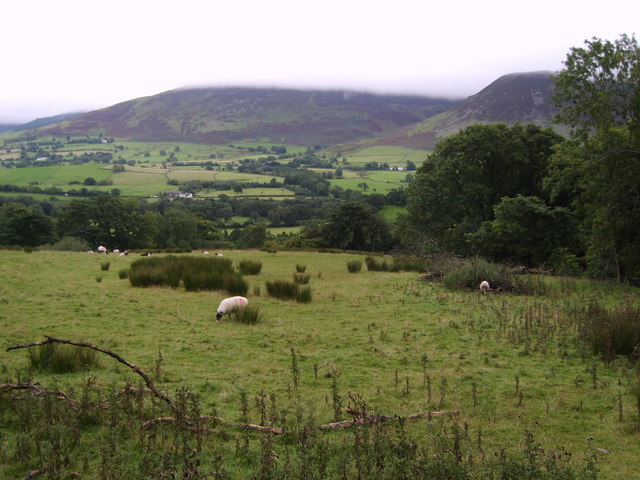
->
[[295, 264, 307, 273], [100, 261, 110, 271]]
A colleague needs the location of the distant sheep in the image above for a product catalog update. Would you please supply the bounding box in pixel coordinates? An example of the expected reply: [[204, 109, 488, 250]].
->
[[479, 280, 490, 294], [97, 245, 108, 254], [216, 296, 248, 321]]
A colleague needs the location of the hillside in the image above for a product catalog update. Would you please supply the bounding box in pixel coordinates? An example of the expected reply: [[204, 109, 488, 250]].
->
[[367, 71, 561, 150], [39, 87, 459, 147]]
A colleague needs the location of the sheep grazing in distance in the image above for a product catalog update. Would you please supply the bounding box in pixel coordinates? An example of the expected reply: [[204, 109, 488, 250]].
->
[[97, 245, 108, 254], [216, 296, 248, 321], [479, 280, 490, 294]]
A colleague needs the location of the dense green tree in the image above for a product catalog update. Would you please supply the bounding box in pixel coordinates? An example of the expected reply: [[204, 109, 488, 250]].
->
[[321, 201, 393, 251], [405, 123, 564, 253], [56, 196, 146, 249], [467, 195, 576, 266], [156, 206, 198, 249], [235, 222, 270, 248], [0, 202, 55, 246], [550, 34, 640, 283]]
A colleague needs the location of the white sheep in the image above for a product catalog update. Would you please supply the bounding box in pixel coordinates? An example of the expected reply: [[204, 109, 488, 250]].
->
[[216, 296, 248, 321], [97, 245, 108, 254], [479, 280, 490, 294]]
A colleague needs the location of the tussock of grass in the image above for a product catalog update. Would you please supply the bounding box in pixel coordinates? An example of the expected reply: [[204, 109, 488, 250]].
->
[[29, 343, 100, 373], [232, 305, 263, 324], [347, 260, 363, 272], [238, 259, 262, 275], [293, 272, 310, 284]]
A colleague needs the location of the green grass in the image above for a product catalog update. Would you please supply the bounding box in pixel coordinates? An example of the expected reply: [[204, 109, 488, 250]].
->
[[1, 250, 639, 478], [380, 205, 407, 219], [0, 163, 112, 186], [339, 146, 429, 167]]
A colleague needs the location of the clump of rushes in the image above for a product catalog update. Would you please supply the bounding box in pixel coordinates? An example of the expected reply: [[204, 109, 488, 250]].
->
[[266, 280, 312, 303], [238, 259, 262, 275], [293, 272, 310, 284], [295, 264, 307, 273], [100, 261, 110, 271], [233, 305, 263, 324], [347, 260, 363, 273], [266, 279, 299, 300], [29, 343, 100, 373]]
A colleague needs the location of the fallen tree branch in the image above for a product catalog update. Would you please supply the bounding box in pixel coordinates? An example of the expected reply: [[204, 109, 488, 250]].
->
[[346, 407, 459, 422], [1, 382, 79, 410], [142, 415, 284, 435], [7, 335, 175, 411], [316, 408, 459, 430]]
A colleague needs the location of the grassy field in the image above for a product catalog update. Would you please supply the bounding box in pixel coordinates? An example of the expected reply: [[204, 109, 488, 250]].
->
[[339, 146, 429, 168], [0, 250, 638, 478]]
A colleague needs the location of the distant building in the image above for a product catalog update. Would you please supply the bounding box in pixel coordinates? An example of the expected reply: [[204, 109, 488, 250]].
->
[[165, 190, 193, 199]]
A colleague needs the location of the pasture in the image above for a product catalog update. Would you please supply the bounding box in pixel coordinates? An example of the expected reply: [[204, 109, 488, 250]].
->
[[0, 250, 638, 478], [339, 146, 429, 168]]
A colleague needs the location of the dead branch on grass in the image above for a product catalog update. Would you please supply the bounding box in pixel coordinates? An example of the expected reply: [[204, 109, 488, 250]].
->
[[0, 382, 79, 410], [7, 335, 175, 411]]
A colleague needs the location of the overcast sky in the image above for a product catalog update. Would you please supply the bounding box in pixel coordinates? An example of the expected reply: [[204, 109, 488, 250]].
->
[[1, 0, 637, 123]]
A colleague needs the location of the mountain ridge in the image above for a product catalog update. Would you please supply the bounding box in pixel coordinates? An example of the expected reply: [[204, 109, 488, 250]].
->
[[12, 72, 562, 149]]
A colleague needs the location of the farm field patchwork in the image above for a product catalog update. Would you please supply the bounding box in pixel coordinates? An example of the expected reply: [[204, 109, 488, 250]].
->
[[0, 250, 638, 478]]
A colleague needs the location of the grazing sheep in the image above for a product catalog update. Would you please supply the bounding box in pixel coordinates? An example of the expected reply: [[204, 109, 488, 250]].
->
[[97, 245, 108, 254], [479, 280, 490, 294], [215, 252, 224, 257], [216, 296, 248, 321]]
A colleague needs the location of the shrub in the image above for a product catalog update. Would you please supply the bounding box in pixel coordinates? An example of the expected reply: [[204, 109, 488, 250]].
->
[[266, 279, 300, 300], [548, 247, 583, 277], [29, 343, 100, 373], [295, 264, 307, 273], [347, 260, 363, 273], [50, 236, 91, 252], [293, 272, 310, 284], [233, 305, 263, 324], [442, 258, 513, 292], [238, 259, 263, 275]]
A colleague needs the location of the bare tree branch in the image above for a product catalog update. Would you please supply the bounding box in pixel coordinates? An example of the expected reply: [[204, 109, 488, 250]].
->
[[7, 335, 175, 411]]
